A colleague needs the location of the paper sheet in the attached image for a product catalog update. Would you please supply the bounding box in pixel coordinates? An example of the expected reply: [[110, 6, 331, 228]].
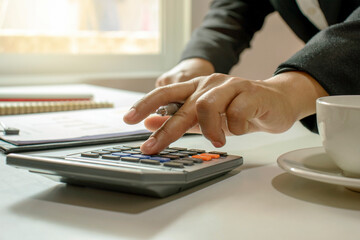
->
[[0, 108, 150, 145]]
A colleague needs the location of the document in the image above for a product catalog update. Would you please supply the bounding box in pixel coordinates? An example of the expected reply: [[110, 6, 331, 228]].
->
[[0, 108, 150, 146]]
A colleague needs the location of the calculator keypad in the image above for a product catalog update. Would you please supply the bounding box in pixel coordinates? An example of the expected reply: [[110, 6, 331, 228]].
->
[[74, 145, 228, 169]]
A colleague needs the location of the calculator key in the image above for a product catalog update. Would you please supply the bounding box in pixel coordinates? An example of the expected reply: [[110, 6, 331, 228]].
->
[[179, 151, 198, 155], [131, 154, 151, 159], [159, 150, 170, 155], [188, 149, 206, 153], [208, 151, 228, 156], [182, 157, 203, 163], [149, 157, 171, 162], [121, 157, 140, 163], [171, 153, 189, 158], [168, 147, 187, 151], [173, 159, 194, 166], [164, 149, 178, 153], [160, 154, 180, 160], [102, 155, 121, 160], [123, 145, 141, 149], [163, 162, 184, 168], [91, 150, 111, 155], [112, 152, 131, 157], [81, 152, 100, 158], [200, 153, 220, 159], [191, 155, 212, 161], [102, 148, 123, 153], [112, 146, 132, 151], [141, 159, 161, 165], [123, 150, 142, 154]]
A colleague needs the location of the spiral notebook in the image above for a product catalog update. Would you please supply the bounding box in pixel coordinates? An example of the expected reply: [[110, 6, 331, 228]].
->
[[0, 100, 114, 115]]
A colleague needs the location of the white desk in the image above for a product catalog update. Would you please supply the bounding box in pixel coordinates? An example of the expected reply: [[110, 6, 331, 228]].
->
[[1, 84, 360, 240]]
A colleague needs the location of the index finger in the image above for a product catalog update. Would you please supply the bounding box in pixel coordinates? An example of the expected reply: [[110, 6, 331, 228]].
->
[[140, 100, 198, 154], [123, 80, 197, 124]]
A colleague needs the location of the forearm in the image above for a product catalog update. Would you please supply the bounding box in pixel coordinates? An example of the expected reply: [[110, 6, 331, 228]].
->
[[181, 0, 274, 73]]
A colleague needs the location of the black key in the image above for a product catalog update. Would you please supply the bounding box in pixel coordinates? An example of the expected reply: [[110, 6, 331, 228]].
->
[[102, 155, 121, 160], [91, 150, 111, 155], [81, 152, 100, 158], [140, 159, 161, 165], [121, 157, 140, 163], [173, 159, 194, 166], [164, 162, 184, 168], [188, 149, 206, 153]]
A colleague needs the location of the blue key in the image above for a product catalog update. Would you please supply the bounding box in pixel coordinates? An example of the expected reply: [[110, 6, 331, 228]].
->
[[112, 152, 131, 157], [150, 156, 171, 162], [131, 154, 151, 159]]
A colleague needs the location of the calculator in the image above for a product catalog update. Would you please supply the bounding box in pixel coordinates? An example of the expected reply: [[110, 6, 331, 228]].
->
[[6, 144, 243, 197]]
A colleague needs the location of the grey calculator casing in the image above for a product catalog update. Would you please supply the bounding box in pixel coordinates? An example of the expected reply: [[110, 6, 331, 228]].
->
[[6, 152, 243, 197]]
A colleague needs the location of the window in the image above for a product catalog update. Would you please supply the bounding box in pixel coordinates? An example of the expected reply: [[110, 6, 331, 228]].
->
[[0, 0, 191, 84]]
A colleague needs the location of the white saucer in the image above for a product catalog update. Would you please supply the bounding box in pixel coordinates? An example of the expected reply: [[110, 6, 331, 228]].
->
[[277, 147, 360, 191]]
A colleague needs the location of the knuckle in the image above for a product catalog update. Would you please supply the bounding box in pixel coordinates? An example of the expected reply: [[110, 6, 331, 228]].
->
[[195, 97, 213, 112], [226, 106, 244, 121]]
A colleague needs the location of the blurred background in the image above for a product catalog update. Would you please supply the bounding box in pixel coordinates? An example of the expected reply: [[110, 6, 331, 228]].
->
[[0, 0, 304, 92]]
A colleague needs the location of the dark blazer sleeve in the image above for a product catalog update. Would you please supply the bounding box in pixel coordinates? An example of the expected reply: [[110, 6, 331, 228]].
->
[[181, 0, 274, 73], [275, 6, 360, 133]]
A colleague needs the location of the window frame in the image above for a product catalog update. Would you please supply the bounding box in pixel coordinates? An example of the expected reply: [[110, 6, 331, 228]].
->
[[0, 0, 192, 85]]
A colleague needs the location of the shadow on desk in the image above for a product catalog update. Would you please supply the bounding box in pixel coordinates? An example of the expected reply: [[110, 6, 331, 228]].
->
[[272, 173, 360, 211], [11, 167, 247, 215]]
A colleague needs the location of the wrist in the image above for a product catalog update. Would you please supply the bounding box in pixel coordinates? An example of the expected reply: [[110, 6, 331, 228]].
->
[[266, 71, 329, 121], [179, 58, 215, 75]]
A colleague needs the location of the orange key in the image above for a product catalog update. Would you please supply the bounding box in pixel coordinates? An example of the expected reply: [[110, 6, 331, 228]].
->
[[191, 155, 212, 161], [200, 153, 220, 159]]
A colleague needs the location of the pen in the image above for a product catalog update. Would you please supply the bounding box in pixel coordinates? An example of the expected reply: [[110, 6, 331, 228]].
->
[[156, 102, 183, 116]]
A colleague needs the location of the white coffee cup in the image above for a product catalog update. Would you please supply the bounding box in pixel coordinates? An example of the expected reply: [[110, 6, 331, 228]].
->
[[317, 95, 360, 178]]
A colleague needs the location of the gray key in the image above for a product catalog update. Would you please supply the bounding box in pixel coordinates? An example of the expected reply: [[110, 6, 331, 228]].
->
[[81, 152, 100, 158], [141, 159, 161, 165], [183, 157, 202, 163], [188, 149, 206, 153], [102, 155, 121, 160], [160, 154, 180, 159], [121, 157, 140, 163], [113, 146, 132, 151], [208, 151, 228, 156], [91, 150, 111, 155], [173, 159, 194, 166], [164, 162, 184, 168], [168, 147, 187, 151]]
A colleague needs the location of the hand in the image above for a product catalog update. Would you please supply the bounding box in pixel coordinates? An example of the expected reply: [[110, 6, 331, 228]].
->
[[156, 58, 215, 87], [124, 71, 328, 154]]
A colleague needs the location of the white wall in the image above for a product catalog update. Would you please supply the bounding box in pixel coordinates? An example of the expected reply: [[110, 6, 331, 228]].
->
[[94, 0, 305, 91]]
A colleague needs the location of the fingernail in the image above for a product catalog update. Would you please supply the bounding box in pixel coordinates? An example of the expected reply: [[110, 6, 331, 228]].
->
[[212, 141, 223, 148], [142, 137, 157, 150], [125, 108, 137, 119]]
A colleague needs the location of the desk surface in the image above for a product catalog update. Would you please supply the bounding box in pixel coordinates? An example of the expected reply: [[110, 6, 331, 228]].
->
[[1, 84, 360, 240]]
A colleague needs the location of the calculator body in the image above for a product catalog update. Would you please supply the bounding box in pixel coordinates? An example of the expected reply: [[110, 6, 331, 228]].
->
[[6, 145, 243, 197]]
